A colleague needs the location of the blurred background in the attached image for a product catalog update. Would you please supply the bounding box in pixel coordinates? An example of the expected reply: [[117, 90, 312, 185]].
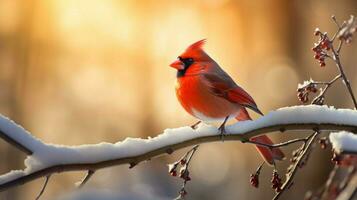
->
[[0, 0, 357, 199]]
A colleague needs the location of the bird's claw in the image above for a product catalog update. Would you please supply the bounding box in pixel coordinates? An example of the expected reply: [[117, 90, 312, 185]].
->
[[190, 121, 201, 130], [218, 125, 227, 141]]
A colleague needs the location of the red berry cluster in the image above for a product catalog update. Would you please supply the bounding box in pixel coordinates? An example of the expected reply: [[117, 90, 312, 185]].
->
[[271, 170, 282, 192], [312, 28, 331, 67], [297, 81, 318, 103], [168, 159, 191, 181], [249, 163, 263, 188], [249, 173, 259, 188]]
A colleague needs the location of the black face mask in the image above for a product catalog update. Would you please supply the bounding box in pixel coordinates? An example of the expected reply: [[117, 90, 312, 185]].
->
[[177, 57, 194, 77]]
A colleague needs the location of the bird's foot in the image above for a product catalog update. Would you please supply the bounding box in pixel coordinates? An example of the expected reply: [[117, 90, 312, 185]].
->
[[190, 121, 201, 130], [218, 124, 227, 141], [218, 116, 229, 141]]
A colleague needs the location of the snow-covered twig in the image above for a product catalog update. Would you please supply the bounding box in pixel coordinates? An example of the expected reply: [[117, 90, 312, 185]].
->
[[0, 106, 357, 194]]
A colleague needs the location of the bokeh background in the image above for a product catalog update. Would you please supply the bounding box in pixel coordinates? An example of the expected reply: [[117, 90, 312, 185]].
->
[[0, 0, 357, 199]]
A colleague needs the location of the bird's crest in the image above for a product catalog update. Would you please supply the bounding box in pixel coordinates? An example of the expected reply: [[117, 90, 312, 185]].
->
[[180, 39, 208, 59], [186, 39, 206, 52]]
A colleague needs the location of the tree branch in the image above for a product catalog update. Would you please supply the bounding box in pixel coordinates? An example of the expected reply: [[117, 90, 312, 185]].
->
[[0, 122, 356, 192], [0, 129, 32, 155]]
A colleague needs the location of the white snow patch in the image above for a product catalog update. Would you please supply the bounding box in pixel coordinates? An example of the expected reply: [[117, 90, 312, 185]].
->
[[0, 105, 357, 184], [329, 131, 357, 153]]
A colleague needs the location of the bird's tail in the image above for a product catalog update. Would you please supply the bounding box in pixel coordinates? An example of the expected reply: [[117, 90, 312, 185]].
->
[[236, 108, 285, 165]]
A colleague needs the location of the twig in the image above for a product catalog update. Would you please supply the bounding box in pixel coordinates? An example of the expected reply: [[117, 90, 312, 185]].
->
[[77, 170, 95, 189], [177, 145, 199, 198], [244, 137, 308, 149], [35, 175, 50, 200], [0, 122, 356, 192], [330, 45, 357, 109], [312, 74, 342, 105], [273, 131, 320, 200]]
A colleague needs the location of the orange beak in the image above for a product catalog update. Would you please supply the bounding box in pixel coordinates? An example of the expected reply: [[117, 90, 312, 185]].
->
[[169, 59, 184, 70]]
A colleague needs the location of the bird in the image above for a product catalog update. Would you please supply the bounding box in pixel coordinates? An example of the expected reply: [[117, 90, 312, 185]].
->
[[169, 39, 285, 165]]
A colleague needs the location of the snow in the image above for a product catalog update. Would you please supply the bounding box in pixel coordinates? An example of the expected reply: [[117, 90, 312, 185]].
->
[[0, 105, 357, 185], [329, 131, 357, 153], [297, 78, 315, 88]]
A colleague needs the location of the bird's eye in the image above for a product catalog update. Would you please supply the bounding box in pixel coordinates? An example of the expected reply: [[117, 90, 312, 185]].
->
[[187, 58, 194, 62]]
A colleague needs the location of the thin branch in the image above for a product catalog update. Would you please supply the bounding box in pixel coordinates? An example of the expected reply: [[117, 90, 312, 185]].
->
[[178, 145, 199, 197], [331, 15, 342, 41], [77, 170, 95, 189], [273, 131, 320, 200], [0, 122, 356, 192], [35, 175, 50, 200], [337, 40, 343, 53], [330, 45, 357, 109], [244, 137, 307, 149], [312, 74, 342, 105]]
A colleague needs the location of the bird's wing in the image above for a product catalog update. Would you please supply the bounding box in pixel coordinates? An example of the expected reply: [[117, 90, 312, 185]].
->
[[202, 73, 263, 115]]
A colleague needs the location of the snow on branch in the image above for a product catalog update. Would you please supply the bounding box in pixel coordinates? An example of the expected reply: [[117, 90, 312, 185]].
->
[[329, 131, 357, 154], [0, 105, 357, 192]]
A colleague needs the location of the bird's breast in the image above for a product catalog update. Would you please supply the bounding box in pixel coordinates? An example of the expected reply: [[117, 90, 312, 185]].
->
[[175, 75, 240, 122]]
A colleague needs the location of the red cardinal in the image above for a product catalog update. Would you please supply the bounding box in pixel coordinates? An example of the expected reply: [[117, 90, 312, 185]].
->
[[170, 39, 284, 165]]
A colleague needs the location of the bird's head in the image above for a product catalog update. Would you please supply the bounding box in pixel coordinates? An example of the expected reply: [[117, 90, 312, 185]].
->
[[170, 39, 211, 77]]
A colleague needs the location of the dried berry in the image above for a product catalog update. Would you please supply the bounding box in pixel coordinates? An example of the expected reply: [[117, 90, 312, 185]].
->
[[179, 167, 191, 181], [180, 159, 186, 165], [318, 137, 329, 149], [250, 173, 259, 188], [312, 30, 331, 67], [168, 163, 178, 177], [271, 170, 282, 193], [297, 80, 318, 103], [331, 152, 342, 165]]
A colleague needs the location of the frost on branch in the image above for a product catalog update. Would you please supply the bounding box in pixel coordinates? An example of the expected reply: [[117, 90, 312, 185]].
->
[[337, 15, 357, 44]]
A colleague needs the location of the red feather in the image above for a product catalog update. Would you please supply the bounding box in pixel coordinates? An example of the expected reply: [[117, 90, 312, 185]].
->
[[236, 108, 285, 165], [203, 73, 263, 115]]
